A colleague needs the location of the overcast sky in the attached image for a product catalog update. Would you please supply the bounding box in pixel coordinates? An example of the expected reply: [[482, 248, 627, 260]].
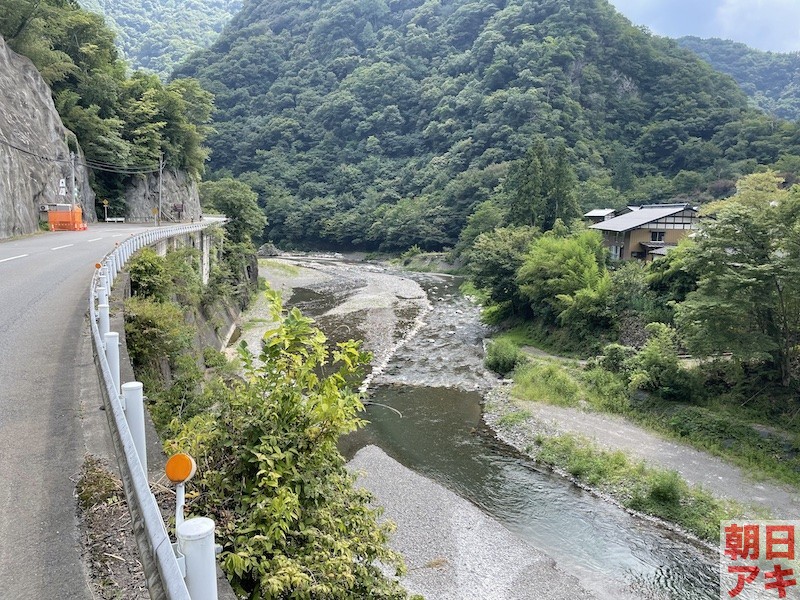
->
[[608, 0, 800, 53]]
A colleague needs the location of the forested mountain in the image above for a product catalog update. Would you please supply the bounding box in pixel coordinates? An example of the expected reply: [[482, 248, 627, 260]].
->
[[679, 36, 800, 122], [78, 0, 241, 78], [176, 0, 800, 251]]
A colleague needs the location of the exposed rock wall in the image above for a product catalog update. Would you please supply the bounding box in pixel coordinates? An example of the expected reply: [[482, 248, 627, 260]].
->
[[124, 169, 202, 222], [0, 36, 94, 239]]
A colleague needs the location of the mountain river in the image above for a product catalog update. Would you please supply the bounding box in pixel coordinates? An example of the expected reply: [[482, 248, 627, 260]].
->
[[250, 255, 719, 600]]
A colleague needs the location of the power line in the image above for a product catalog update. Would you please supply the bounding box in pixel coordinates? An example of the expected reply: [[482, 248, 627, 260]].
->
[[0, 135, 161, 175], [0, 136, 71, 164]]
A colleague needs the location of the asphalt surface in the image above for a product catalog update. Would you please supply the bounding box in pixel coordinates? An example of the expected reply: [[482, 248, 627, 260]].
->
[[0, 223, 153, 599]]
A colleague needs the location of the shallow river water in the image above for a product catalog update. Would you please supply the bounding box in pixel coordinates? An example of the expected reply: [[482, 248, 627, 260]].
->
[[264, 256, 719, 600]]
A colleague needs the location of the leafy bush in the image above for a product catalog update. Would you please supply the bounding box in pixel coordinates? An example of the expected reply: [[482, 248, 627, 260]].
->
[[164, 248, 202, 307], [128, 248, 169, 301], [124, 297, 192, 372], [581, 367, 630, 413], [596, 343, 637, 376], [485, 339, 525, 375], [202, 347, 228, 369], [149, 354, 209, 434], [168, 292, 412, 598], [628, 323, 698, 401]]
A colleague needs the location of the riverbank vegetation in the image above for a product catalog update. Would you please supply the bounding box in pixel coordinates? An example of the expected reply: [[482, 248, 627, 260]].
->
[[531, 432, 742, 541], [476, 171, 800, 523]]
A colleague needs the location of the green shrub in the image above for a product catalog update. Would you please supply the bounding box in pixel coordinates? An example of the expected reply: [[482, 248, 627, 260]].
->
[[165, 248, 202, 307], [629, 323, 699, 401], [128, 248, 169, 301], [597, 343, 637, 376], [149, 354, 208, 434], [485, 338, 525, 375], [124, 297, 192, 372], [400, 244, 423, 264], [168, 293, 409, 598], [582, 367, 630, 413], [202, 346, 228, 369]]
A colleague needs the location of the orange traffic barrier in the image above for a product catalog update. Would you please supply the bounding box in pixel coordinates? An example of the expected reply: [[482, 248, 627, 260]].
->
[[48, 204, 87, 231]]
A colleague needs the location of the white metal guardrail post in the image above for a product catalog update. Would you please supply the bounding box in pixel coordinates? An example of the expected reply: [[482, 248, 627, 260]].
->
[[98, 304, 110, 339], [105, 331, 120, 395], [177, 519, 218, 600], [97, 275, 108, 305], [122, 382, 148, 475]]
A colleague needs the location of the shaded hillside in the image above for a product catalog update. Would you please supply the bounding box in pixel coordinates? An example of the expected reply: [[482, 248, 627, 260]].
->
[[679, 36, 800, 122], [79, 0, 241, 78], [176, 0, 800, 250]]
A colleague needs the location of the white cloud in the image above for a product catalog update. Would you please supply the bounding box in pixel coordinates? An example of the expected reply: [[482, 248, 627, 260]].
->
[[715, 0, 800, 52]]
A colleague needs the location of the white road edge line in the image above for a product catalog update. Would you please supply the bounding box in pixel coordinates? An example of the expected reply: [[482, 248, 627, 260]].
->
[[51, 244, 74, 250], [0, 254, 28, 263], [111, 234, 124, 238], [88, 237, 103, 242]]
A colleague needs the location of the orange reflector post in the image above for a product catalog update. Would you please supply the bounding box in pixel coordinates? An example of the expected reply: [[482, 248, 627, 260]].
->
[[95, 262, 102, 269], [166, 453, 197, 484]]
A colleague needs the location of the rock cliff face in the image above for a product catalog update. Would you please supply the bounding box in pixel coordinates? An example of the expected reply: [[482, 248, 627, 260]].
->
[[124, 169, 202, 222], [0, 36, 94, 239]]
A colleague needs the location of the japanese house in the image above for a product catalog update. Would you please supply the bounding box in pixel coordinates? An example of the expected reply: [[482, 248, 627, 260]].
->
[[589, 203, 698, 261]]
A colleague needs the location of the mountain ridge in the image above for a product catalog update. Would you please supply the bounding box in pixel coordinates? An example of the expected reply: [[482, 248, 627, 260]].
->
[[173, 0, 800, 250]]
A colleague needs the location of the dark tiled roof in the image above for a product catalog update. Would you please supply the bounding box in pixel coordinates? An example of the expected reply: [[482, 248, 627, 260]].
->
[[589, 204, 696, 233]]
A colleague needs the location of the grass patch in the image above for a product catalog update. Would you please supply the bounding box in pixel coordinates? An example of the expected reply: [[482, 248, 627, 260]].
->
[[511, 358, 800, 488], [534, 433, 743, 541], [258, 259, 299, 276], [497, 410, 531, 427], [513, 361, 583, 406], [459, 280, 489, 303], [76, 455, 122, 510], [242, 317, 270, 331], [492, 322, 586, 358]]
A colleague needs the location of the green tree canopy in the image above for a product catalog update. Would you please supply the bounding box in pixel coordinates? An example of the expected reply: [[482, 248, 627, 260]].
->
[[0, 0, 214, 208], [199, 178, 266, 244], [675, 171, 800, 387]]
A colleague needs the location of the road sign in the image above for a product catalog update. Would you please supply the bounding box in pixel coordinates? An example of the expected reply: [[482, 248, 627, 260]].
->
[[151, 207, 159, 215], [102, 199, 109, 206], [58, 178, 67, 196]]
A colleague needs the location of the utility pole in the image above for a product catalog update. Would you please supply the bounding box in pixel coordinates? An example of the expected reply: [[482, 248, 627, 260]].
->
[[70, 151, 77, 207], [157, 153, 163, 227]]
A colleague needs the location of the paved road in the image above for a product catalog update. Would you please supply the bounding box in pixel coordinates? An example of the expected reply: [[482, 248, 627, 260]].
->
[[0, 223, 152, 599]]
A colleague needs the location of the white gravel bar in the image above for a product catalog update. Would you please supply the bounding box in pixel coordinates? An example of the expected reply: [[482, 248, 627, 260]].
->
[[348, 445, 595, 600]]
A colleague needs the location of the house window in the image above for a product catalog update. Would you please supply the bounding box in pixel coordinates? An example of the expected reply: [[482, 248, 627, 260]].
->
[[651, 231, 665, 242], [610, 245, 621, 260]]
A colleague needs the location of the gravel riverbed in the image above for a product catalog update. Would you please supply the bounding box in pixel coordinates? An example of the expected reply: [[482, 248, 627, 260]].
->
[[348, 445, 593, 600]]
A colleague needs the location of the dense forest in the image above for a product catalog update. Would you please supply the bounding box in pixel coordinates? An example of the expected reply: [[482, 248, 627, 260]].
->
[[0, 0, 214, 214], [174, 0, 800, 251], [78, 0, 242, 78], [679, 36, 800, 123]]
